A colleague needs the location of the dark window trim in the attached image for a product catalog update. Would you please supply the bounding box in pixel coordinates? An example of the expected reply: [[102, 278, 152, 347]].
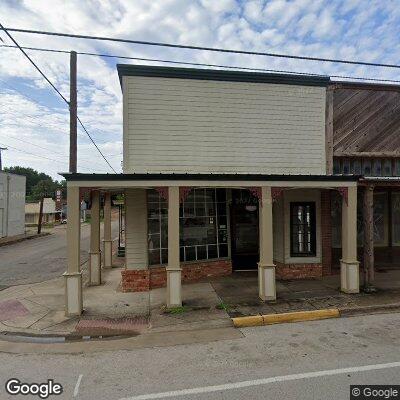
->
[[290, 202, 317, 257]]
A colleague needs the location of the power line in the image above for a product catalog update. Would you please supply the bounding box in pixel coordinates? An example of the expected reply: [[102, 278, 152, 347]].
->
[[1, 43, 400, 84], [0, 81, 113, 144], [76, 116, 117, 172], [3, 27, 400, 70], [0, 24, 117, 173], [0, 142, 108, 173], [0, 24, 69, 103], [4, 134, 112, 170]]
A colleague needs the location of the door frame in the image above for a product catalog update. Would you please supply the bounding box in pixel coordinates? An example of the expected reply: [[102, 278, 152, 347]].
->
[[230, 190, 259, 270]]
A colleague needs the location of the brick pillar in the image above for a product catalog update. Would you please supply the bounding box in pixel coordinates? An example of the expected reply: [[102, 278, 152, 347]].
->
[[321, 190, 332, 276]]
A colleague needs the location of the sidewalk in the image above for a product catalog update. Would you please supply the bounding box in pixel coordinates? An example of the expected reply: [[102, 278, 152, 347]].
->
[[1, 260, 400, 341], [0, 258, 230, 338]]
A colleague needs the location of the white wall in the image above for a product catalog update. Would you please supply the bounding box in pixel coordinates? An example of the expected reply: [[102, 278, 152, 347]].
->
[[123, 76, 326, 175], [0, 172, 26, 237]]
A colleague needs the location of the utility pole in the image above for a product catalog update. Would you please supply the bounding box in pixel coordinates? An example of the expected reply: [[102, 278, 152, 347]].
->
[[0, 147, 7, 170], [69, 51, 77, 173], [37, 196, 44, 234]]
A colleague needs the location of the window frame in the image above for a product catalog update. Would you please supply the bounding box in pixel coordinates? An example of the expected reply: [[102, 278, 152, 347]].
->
[[290, 202, 317, 257], [147, 188, 228, 265]]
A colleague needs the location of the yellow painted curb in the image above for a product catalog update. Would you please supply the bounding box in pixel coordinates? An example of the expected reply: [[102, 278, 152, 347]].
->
[[232, 308, 340, 328]]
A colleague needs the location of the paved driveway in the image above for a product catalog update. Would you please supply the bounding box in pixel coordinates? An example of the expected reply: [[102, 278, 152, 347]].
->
[[0, 221, 119, 287]]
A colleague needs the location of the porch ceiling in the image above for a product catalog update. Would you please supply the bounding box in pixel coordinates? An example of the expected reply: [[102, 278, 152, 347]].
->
[[60, 172, 359, 189]]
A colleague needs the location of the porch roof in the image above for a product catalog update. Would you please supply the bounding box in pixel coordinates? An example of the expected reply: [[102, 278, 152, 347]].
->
[[60, 173, 359, 189]]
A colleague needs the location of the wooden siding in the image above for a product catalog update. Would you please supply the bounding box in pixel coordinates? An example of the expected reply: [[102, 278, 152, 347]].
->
[[123, 76, 326, 174], [125, 188, 148, 270], [333, 87, 400, 156]]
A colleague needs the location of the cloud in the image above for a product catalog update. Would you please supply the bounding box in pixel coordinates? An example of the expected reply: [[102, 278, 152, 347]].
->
[[0, 0, 399, 179]]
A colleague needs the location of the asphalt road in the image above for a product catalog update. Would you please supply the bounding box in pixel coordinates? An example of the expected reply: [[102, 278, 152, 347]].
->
[[1, 312, 400, 399], [0, 220, 119, 287]]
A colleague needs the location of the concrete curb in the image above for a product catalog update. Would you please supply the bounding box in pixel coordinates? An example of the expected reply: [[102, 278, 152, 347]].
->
[[232, 302, 400, 328], [0, 232, 51, 247], [232, 308, 340, 328], [340, 303, 400, 317]]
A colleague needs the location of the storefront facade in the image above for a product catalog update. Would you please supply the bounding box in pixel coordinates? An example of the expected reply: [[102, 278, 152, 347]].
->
[[61, 65, 373, 315]]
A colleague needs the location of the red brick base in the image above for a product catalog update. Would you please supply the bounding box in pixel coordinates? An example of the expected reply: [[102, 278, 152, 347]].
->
[[275, 262, 323, 280], [121, 269, 150, 292], [121, 259, 232, 292]]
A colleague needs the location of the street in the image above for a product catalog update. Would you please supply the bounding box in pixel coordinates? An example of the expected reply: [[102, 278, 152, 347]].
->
[[0, 221, 119, 287], [1, 312, 400, 399]]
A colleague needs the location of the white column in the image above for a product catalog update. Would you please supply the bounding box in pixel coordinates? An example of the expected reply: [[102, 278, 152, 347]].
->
[[258, 186, 276, 301], [341, 186, 360, 293], [103, 192, 113, 268], [166, 186, 182, 308], [89, 190, 101, 285], [63, 185, 83, 316]]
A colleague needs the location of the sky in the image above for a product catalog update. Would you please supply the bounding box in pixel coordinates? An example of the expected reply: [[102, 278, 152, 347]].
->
[[0, 0, 399, 180]]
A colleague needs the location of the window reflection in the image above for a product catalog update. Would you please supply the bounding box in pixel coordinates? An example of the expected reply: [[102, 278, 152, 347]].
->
[[147, 188, 228, 265]]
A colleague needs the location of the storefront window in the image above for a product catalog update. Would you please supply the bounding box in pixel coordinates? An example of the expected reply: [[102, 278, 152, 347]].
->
[[373, 192, 388, 245], [147, 190, 168, 265], [331, 191, 342, 248], [147, 189, 228, 265], [392, 193, 400, 246], [331, 191, 364, 247]]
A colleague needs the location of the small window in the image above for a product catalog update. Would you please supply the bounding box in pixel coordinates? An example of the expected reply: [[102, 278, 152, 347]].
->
[[394, 160, 400, 176], [363, 159, 372, 176], [342, 159, 350, 175], [333, 158, 341, 175], [372, 159, 382, 176], [290, 202, 316, 257], [353, 159, 362, 175], [383, 159, 392, 176]]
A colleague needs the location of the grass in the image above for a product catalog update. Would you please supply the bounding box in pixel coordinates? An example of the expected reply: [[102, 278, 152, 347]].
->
[[164, 305, 190, 314], [216, 302, 230, 312]]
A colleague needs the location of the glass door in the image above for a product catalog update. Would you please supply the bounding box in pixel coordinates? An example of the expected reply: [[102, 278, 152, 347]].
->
[[230, 189, 259, 270]]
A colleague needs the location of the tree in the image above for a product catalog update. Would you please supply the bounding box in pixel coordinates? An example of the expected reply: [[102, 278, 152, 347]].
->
[[31, 179, 59, 201], [4, 166, 64, 201], [4, 166, 53, 197]]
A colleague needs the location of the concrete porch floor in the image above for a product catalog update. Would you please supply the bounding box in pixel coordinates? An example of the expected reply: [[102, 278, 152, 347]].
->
[[0, 264, 231, 337], [210, 269, 400, 318]]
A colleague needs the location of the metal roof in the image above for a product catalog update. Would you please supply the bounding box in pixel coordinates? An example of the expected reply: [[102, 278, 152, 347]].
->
[[116, 64, 331, 88], [61, 172, 359, 182]]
